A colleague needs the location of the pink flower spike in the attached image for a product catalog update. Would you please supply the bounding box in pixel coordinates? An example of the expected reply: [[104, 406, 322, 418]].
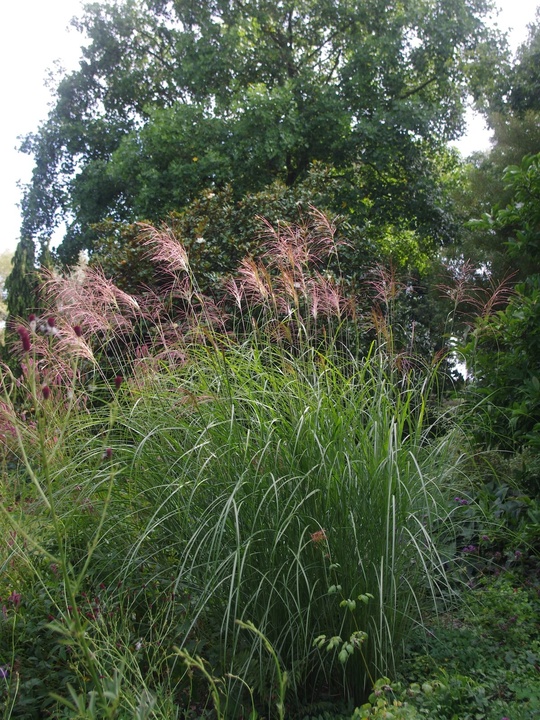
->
[[73, 325, 82, 337], [47, 316, 56, 327], [114, 375, 123, 390], [16, 326, 31, 352], [42, 385, 51, 400]]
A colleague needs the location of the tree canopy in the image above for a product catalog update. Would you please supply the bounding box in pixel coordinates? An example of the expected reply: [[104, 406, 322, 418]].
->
[[19, 0, 505, 271], [450, 7, 540, 284]]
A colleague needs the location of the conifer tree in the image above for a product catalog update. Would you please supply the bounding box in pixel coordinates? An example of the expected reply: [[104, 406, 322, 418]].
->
[[4, 235, 38, 324]]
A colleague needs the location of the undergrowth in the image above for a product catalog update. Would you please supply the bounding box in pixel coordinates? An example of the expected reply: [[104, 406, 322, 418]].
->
[[0, 211, 533, 718]]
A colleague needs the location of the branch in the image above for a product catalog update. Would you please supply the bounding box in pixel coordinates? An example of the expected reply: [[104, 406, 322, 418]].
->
[[398, 74, 438, 100]]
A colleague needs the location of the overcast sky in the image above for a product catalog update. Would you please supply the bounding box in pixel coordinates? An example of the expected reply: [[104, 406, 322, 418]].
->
[[0, 0, 538, 255]]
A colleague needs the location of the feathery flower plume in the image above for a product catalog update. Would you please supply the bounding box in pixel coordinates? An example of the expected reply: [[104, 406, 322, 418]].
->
[[260, 208, 345, 271], [308, 274, 348, 320], [260, 218, 310, 270], [140, 223, 190, 274], [225, 278, 246, 311], [369, 264, 405, 306], [437, 259, 477, 306], [41, 268, 139, 335], [0, 400, 18, 442], [437, 260, 514, 325], [480, 275, 514, 318], [55, 325, 95, 363], [236, 257, 273, 304]]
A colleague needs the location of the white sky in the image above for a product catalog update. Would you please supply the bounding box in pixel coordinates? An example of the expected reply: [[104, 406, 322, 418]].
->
[[0, 0, 538, 255]]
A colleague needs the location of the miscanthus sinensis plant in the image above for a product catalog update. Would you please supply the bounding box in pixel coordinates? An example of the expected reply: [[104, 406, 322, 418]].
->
[[1, 211, 468, 717]]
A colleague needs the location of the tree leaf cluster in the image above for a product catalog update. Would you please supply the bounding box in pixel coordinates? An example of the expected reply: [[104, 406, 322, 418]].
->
[[463, 153, 540, 449], [453, 7, 540, 282], [18, 0, 505, 273]]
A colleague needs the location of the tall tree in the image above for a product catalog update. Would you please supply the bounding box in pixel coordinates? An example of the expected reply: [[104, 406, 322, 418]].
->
[[3, 236, 37, 324], [19, 0, 505, 270], [508, 6, 540, 114], [451, 6, 540, 285]]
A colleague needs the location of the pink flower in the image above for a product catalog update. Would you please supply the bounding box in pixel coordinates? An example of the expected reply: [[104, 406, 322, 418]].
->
[[7, 591, 21, 607], [114, 375, 123, 390], [41, 385, 51, 400], [310, 529, 327, 544], [16, 326, 31, 353]]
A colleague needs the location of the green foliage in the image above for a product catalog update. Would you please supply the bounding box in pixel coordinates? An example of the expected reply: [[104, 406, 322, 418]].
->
[[4, 215, 540, 719], [83, 312, 460, 708], [462, 154, 540, 450], [18, 0, 504, 270], [449, 12, 540, 286], [451, 111, 540, 286], [398, 571, 540, 720], [86, 166, 451, 348], [0, 560, 79, 718], [0, 217, 470, 716], [4, 237, 37, 321], [509, 8, 540, 115], [2, 239, 38, 366], [467, 576, 537, 646], [496, 154, 540, 272], [87, 168, 383, 294], [353, 678, 422, 719]]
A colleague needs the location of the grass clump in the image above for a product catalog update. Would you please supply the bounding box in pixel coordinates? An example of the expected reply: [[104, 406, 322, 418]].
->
[[1, 212, 468, 717], [107, 334, 459, 707]]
